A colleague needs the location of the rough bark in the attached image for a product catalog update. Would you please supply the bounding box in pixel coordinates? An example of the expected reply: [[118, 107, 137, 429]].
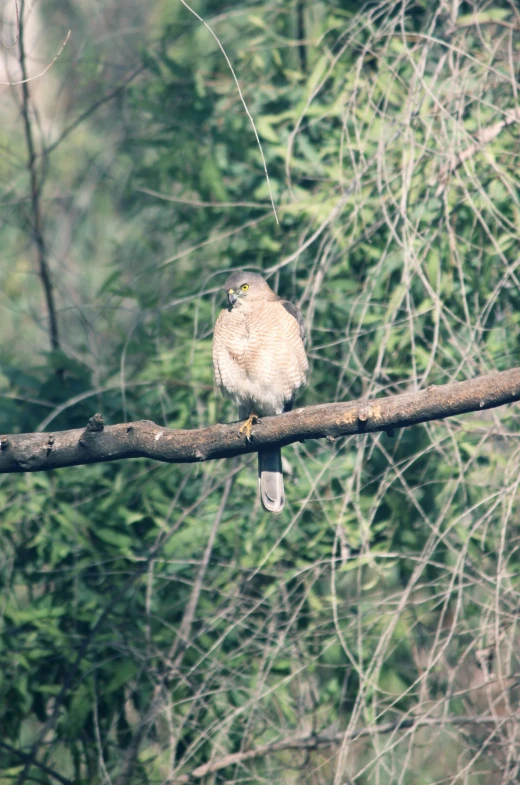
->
[[1, 367, 519, 474]]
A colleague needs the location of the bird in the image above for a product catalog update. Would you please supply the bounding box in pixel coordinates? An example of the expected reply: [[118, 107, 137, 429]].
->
[[212, 271, 308, 513]]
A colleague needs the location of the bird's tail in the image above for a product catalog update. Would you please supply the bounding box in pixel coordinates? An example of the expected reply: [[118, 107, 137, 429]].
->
[[258, 447, 285, 514]]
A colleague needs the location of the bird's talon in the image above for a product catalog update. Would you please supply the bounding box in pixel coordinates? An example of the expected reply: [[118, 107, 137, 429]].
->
[[239, 412, 258, 441]]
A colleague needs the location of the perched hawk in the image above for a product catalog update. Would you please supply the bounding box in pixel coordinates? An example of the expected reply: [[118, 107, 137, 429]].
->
[[212, 271, 308, 513]]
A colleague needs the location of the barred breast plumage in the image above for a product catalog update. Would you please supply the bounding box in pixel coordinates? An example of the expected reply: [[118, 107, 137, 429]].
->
[[212, 271, 308, 514], [213, 299, 307, 416]]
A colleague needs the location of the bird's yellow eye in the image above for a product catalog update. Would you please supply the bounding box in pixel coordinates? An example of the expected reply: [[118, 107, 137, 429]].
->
[[241, 283, 249, 291]]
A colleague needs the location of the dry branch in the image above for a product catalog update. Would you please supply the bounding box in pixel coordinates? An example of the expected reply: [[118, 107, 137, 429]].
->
[[170, 715, 499, 783], [1, 367, 520, 474]]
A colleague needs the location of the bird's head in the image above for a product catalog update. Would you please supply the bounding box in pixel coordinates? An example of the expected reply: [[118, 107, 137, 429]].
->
[[223, 271, 274, 308]]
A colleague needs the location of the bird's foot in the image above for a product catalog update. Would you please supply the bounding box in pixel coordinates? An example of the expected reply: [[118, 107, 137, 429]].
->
[[239, 412, 258, 442]]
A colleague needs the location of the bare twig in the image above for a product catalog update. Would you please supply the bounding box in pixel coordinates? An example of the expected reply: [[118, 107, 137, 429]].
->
[[1, 366, 519, 473], [43, 65, 144, 157], [137, 186, 270, 209], [435, 106, 520, 195], [0, 739, 72, 785], [169, 715, 500, 783], [168, 474, 233, 669], [114, 476, 234, 785], [10, 466, 239, 785], [2, 29, 70, 85], [455, 16, 520, 32], [17, 0, 60, 351], [178, 0, 279, 224]]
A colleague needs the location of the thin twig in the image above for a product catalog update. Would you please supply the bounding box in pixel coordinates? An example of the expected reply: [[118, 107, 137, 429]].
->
[[11, 467, 239, 785], [435, 106, 520, 195], [138, 186, 270, 209], [178, 0, 279, 224], [17, 0, 60, 351], [3, 29, 70, 85], [0, 739, 72, 785], [114, 475, 234, 785], [43, 65, 144, 157], [169, 715, 501, 783]]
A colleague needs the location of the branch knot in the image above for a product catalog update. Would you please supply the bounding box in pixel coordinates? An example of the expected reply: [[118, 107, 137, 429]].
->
[[86, 413, 105, 432]]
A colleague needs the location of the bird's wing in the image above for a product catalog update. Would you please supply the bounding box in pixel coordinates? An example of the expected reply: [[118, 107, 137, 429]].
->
[[281, 300, 306, 344]]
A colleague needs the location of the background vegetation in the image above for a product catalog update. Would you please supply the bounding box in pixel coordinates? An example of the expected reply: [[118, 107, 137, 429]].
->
[[1, 0, 520, 782]]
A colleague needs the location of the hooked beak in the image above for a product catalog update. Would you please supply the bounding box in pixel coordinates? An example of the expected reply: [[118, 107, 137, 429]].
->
[[227, 289, 237, 306]]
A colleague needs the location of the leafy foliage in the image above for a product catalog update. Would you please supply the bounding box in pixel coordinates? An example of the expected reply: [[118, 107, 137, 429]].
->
[[1, 0, 520, 783]]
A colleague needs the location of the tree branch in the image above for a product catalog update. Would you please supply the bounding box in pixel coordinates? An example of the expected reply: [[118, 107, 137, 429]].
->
[[169, 715, 500, 783], [1, 367, 520, 474]]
